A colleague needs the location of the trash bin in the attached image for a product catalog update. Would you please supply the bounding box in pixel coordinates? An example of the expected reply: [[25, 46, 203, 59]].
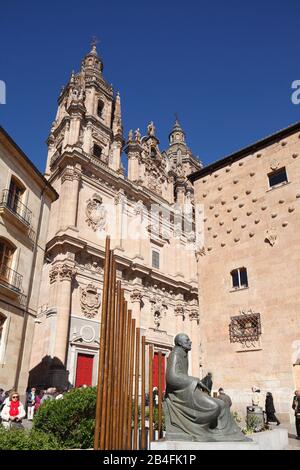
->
[[246, 406, 264, 432]]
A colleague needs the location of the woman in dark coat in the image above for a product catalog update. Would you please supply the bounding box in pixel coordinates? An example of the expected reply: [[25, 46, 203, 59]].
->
[[265, 392, 280, 425]]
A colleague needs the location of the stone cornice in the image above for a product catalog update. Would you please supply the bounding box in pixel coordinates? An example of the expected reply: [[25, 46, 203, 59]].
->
[[49, 146, 173, 209], [46, 234, 197, 294]]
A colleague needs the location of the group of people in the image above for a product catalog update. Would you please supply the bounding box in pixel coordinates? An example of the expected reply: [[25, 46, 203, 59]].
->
[[0, 386, 66, 429], [195, 376, 300, 440]]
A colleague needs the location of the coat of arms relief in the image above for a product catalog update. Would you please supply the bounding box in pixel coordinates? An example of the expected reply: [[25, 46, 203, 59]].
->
[[80, 284, 101, 318], [85, 193, 107, 231]]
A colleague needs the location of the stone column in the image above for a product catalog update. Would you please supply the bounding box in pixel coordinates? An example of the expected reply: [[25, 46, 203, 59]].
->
[[174, 305, 185, 336], [189, 308, 200, 377], [83, 121, 92, 154], [68, 116, 81, 146], [62, 121, 70, 151], [130, 290, 142, 328], [111, 140, 122, 171], [59, 165, 81, 229], [114, 191, 126, 250], [52, 262, 76, 365], [132, 200, 144, 259]]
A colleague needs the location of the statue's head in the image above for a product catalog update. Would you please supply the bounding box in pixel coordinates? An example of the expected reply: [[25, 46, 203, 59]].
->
[[174, 333, 192, 352]]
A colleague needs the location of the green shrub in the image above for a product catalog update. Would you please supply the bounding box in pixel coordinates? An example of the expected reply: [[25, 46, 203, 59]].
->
[[0, 427, 61, 450], [33, 387, 96, 449]]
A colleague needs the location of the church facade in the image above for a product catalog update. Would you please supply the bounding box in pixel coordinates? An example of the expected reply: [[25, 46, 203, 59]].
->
[[29, 45, 200, 389], [1, 43, 299, 423]]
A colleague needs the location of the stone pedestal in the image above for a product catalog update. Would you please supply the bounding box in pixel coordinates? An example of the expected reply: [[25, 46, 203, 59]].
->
[[150, 428, 289, 450], [150, 439, 259, 450]]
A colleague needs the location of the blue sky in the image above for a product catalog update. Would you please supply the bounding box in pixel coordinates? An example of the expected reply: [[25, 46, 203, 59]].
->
[[1, 0, 300, 173]]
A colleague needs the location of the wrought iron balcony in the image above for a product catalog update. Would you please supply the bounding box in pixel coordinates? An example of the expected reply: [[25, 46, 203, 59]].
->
[[0, 264, 23, 293], [0, 189, 32, 227]]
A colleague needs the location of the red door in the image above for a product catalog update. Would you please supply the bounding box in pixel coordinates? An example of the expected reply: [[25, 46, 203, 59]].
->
[[75, 353, 93, 387], [152, 352, 166, 392]]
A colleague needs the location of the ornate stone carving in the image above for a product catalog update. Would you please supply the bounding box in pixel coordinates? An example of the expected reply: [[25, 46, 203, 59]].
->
[[128, 129, 133, 141], [174, 305, 185, 320], [49, 265, 60, 284], [61, 167, 80, 183], [130, 290, 142, 302], [189, 309, 199, 322], [85, 194, 106, 231], [133, 201, 143, 216], [265, 227, 277, 246], [75, 252, 103, 273], [59, 263, 76, 281], [80, 283, 101, 318], [114, 191, 126, 206], [49, 263, 76, 283], [147, 121, 156, 136], [153, 310, 162, 328], [150, 294, 168, 329], [134, 128, 141, 142], [270, 159, 279, 171]]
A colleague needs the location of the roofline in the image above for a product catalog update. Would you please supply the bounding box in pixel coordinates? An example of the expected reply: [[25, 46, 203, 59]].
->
[[188, 120, 300, 183], [0, 126, 58, 200]]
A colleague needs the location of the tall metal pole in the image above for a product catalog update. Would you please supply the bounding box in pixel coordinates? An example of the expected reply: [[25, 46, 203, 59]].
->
[[148, 344, 154, 443], [111, 281, 121, 449], [127, 318, 136, 450], [122, 309, 132, 449], [133, 327, 140, 450], [141, 335, 146, 449], [94, 237, 110, 450], [99, 249, 114, 449], [105, 256, 116, 450], [158, 351, 163, 439], [118, 298, 128, 449]]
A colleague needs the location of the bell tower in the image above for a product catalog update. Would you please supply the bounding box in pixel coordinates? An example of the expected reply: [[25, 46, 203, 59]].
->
[[45, 43, 124, 178]]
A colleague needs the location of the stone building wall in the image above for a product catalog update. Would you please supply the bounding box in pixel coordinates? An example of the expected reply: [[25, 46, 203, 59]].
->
[[0, 127, 57, 394], [191, 124, 300, 421]]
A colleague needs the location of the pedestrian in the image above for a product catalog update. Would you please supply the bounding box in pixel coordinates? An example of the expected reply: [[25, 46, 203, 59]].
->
[[251, 386, 261, 407], [292, 389, 300, 440], [153, 387, 158, 407], [0, 391, 26, 429], [40, 387, 56, 404], [202, 372, 213, 395], [34, 391, 42, 413], [218, 387, 232, 408], [26, 387, 37, 421], [265, 392, 280, 426]]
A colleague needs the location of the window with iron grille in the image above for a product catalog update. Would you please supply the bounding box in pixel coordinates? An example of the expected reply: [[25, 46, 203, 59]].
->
[[152, 250, 160, 269], [229, 311, 261, 344], [231, 267, 248, 289]]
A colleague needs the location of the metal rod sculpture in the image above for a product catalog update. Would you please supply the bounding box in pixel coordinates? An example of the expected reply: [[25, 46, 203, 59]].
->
[[133, 327, 140, 450], [148, 344, 154, 443], [141, 335, 146, 449], [158, 351, 163, 439], [94, 236, 164, 450]]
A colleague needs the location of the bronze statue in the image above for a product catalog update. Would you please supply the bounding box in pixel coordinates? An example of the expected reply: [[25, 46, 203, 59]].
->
[[165, 333, 249, 441]]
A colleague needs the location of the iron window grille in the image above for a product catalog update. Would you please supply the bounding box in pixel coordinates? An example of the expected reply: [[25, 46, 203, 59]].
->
[[229, 311, 261, 344]]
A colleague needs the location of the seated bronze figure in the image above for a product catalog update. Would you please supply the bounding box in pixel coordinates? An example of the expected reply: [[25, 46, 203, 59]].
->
[[165, 333, 249, 441]]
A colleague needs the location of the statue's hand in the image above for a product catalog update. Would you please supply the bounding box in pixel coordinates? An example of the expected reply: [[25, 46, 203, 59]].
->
[[198, 380, 210, 394]]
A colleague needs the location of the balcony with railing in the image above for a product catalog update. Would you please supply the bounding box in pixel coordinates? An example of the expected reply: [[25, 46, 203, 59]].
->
[[0, 264, 23, 298], [0, 189, 32, 230]]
